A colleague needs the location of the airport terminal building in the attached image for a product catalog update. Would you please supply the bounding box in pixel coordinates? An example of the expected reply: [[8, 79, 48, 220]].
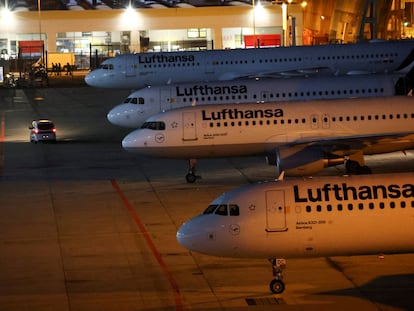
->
[[0, 0, 412, 70], [1, 4, 305, 69]]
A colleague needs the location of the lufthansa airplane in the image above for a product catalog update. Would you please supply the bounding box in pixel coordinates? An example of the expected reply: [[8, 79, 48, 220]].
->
[[122, 96, 414, 182], [176, 172, 414, 293], [107, 73, 408, 128], [85, 40, 414, 89]]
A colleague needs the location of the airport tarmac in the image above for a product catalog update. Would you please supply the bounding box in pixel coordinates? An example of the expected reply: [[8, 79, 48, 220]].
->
[[0, 86, 413, 311]]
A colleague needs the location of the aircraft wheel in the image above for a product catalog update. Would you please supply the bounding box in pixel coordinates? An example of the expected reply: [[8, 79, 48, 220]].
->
[[269, 279, 285, 294], [186, 173, 197, 183], [345, 160, 360, 174]]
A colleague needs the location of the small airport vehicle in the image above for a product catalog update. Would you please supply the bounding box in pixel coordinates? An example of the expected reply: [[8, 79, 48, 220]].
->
[[29, 119, 57, 143]]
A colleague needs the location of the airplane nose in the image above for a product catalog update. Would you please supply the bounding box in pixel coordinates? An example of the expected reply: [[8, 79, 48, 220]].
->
[[107, 104, 145, 128], [85, 70, 116, 88], [84, 71, 96, 87], [176, 219, 203, 252], [122, 129, 149, 153], [177, 215, 242, 257], [122, 130, 139, 151], [107, 105, 132, 127]]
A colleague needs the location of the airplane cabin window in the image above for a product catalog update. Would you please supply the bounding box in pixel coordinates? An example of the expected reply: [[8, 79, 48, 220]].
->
[[304, 200, 414, 212]]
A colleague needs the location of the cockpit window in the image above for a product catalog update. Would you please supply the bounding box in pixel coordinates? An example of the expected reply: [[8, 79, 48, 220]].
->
[[141, 121, 165, 130], [229, 204, 240, 216], [98, 64, 114, 70], [122, 97, 144, 105], [202, 204, 240, 216], [215, 204, 228, 216], [203, 204, 217, 214]]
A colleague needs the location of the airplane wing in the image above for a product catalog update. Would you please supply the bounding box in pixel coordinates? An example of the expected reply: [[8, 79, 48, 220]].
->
[[219, 67, 335, 81], [294, 132, 414, 156], [264, 132, 414, 175], [227, 66, 375, 80]]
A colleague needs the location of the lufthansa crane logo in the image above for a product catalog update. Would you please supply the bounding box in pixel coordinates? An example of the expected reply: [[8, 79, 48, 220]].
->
[[155, 133, 165, 143], [229, 224, 240, 235]]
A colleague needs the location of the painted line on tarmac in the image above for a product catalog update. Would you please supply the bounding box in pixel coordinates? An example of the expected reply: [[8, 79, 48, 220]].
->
[[110, 180, 184, 311]]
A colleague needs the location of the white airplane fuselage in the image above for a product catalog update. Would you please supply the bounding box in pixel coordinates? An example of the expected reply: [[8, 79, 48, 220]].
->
[[176, 173, 414, 258], [122, 97, 414, 174], [85, 40, 414, 89], [108, 74, 402, 128]]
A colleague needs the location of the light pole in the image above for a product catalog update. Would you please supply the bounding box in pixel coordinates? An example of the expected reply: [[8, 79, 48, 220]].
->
[[38, 0, 42, 41], [37, 0, 44, 65], [252, 0, 257, 47], [282, 2, 287, 46]]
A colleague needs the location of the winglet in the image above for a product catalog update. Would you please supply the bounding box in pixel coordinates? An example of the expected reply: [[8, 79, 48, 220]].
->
[[277, 171, 285, 181], [192, 99, 197, 107]]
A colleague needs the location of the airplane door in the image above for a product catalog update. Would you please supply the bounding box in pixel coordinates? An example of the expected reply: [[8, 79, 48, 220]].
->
[[125, 57, 137, 77], [205, 61, 215, 75], [260, 91, 270, 103], [311, 114, 318, 129], [182, 112, 197, 141], [205, 53, 214, 75], [322, 113, 330, 129], [265, 190, 287, 232], [160, 88, 172, 112]]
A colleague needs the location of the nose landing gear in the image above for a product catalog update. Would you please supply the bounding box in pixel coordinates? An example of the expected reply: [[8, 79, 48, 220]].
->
[[269, 258, 286, 294], [186, 158, 201, 183]]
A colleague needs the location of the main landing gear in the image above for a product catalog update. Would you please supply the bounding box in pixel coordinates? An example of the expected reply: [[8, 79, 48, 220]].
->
[[269, 258, 286, 294], [185, 159, 201, 183]]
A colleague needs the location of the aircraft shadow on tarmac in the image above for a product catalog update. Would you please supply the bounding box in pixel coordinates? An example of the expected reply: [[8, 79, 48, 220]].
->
[[319, 273, 414, 310]]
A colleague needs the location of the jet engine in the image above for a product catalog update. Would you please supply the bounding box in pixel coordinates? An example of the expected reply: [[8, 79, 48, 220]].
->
[[266, 145, 345, 176]]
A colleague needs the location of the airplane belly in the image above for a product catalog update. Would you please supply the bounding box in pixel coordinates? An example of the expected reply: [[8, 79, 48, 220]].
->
[[123, 143, 266, 158], [232, 204, 414, 259]]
